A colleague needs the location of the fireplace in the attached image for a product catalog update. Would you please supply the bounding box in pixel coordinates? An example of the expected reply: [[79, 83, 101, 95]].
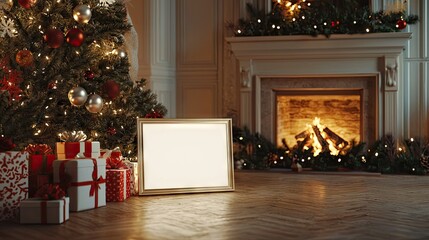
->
[[226, 32, 411, 146], [262, 75, 378, 149]]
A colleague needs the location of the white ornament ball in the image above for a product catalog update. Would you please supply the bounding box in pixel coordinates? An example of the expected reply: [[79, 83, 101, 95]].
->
[[85, 93, 104, 113], [68, 86, 88, 106], [73, 4, 92, 24]]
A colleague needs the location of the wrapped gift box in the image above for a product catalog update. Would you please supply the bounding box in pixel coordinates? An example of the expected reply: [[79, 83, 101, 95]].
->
[[20, 197, 69, 224], [28, 154, 56, 197], [56, 141, 100, 160], [124, 161, 138, 195], [53, 158, 106, 211], [0, 151, 29, 222], [29, 154, 56, 174], [106, 169, 131, 202]]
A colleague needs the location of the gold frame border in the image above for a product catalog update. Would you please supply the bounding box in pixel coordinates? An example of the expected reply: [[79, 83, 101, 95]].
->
[[137, 118, 235, 195]]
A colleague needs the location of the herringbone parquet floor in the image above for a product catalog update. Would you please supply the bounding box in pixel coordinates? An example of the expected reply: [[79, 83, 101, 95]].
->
[[1, 171, 429, 240]]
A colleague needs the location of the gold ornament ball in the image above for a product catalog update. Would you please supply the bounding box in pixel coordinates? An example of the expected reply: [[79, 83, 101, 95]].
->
[[85, 94, 103, 113], [73, 4, 92, 24], [68, 86, 88, 106], [16, 49, 34, 67], [0, 0, 13, 11]]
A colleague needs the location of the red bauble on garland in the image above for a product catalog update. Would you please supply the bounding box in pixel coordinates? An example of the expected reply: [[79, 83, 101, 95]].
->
[[102, 80, 120, 100], [107, 127, 117, 135], [0, 136, 16, 152], [18, 0, 37, 9], [84, 70, 95, 80], [144, 111, 163, 118], [66, 28, 85, 47], [396, 19, 407, 30], [44, 28, 64, 48]]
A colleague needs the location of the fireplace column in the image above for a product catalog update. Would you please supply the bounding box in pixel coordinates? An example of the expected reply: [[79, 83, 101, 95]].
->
[[382, 55, 404, 139]]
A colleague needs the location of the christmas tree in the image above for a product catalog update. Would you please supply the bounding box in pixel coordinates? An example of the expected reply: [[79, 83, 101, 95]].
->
[[0, 0, 166, 157]]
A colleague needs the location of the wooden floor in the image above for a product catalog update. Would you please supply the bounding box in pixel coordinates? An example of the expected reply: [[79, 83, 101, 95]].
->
[[2, 171, 429, 240]]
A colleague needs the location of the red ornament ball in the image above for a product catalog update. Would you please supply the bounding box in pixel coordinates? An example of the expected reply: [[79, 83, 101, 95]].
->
[[18, 0, 37, 9], [107, 127, 117, 135], [16, 49, 34, 67], [396, 19, 407, 30], [84, 70, 95, 81], [145, 111, 163, 118], [66, 28, 85, 47], [48, 81, 57, 90], [44, 28, 64, 48], [102, 80, 120, 100]]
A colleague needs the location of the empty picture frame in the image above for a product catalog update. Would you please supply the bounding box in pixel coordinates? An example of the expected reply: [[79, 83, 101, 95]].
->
[[137, 118, 235, 195]]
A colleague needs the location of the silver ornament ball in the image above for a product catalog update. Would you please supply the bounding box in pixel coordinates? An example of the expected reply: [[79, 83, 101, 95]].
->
[[85, 93, 104, 113], [73, 4, 92, 24], [68, 86, 88, 106]]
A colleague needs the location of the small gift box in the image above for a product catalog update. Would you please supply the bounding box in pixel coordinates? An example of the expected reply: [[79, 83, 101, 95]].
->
[[20, 197, 69, 224], [106, 169, 131, 202], [56, 141, 100, 160], [53, 158, 106, 212], [20, 184, 69, 224], [106, 155, 131, 202], [124, 161, 138, 196], [0, 151, 29, 222]]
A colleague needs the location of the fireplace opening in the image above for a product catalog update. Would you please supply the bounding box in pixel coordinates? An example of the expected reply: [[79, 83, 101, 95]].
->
[[276, 89, 363, 156]]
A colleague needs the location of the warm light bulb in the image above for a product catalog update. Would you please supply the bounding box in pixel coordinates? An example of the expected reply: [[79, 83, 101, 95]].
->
[[411, 138, 414, 142]]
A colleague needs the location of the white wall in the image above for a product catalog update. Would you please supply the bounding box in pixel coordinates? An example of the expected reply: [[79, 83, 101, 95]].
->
[[129, 0, 429, 140], [127, 0, 176, 118]]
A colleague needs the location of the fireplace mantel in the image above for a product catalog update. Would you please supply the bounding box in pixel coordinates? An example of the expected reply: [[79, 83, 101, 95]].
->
[[226, 32, 412, 141]]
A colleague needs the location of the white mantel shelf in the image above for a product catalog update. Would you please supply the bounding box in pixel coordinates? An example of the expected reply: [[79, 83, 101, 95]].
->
[[226, 32, 413, 141], [226, 32, 412, 59]]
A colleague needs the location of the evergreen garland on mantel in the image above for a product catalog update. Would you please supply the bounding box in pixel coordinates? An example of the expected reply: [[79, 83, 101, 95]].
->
[[230, 0, 418, 37]]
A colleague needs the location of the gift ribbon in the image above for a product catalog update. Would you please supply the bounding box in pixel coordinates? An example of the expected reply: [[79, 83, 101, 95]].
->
[[41, 201, 47, 224], [39, 198, 67, 224]]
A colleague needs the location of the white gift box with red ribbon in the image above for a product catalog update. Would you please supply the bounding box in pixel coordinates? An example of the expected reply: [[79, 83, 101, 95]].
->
[[53, 158, 106, 212], [20, 197, 69, 224]]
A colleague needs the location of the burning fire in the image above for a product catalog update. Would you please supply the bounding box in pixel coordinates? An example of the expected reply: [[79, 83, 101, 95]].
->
[[295, 117, 348, 156]]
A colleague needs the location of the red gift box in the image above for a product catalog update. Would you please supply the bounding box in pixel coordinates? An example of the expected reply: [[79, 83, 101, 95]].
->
[[29, 154, 56, 174], [56, 141, 100, 160], [28, 155, 56, 197], [106, 169, 131, 202]]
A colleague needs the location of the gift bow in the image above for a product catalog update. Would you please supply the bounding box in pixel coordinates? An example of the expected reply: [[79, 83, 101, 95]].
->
[[59, 130, 87, 142], [25, 144, 53, 155], [106, 156, 128, 169]]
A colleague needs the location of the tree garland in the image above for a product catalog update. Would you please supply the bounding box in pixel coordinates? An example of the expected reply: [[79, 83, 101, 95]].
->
[[230, 0, 418, 37]]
